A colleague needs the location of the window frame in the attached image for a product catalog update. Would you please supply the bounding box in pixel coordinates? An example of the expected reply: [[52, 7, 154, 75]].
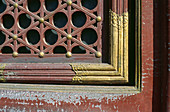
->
[[0, 0, 141, 93]]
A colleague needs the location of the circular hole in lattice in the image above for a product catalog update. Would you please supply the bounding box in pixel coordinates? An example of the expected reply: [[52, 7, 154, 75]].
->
[[19, 13, 31, 29], [0, 31, 6, 45], [45, 29, 58, 45], [18, 46, 31, 54], [45, 0, 58, 12], [53, 46, 66, 54], [27, 0, 40, 12], [0, 0, 6, 13], [1, 46, 13, 54], [27, 30, 40, 45], [72, 11, 86, 27], [72, 46, 86, 54], [81, 0, 98, 10], [81, 28, 97, 45], [2, 14, 14, 29], [53, 12, 68, 28]]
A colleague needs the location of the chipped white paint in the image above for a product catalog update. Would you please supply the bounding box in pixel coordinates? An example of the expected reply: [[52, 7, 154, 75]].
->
[[0, 90, 136, 104], [0, 90, 136, 111], [95, 105, 102, 111], [142, 73, 147, 88]]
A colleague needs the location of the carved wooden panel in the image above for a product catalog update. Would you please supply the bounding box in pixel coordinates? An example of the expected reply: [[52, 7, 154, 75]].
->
[[0, 0, 103, 61]]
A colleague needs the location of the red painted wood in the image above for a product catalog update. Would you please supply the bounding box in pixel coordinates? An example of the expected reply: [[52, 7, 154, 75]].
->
[[5, 76, 73, 81], [4, 63, 72, 70], [0, 63, 75, 83], [111, 0, 128, 14], [0, 54, 101, 63]]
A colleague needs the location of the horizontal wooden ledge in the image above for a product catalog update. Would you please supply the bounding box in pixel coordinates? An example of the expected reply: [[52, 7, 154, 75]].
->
[[75, 71, 120, 76], [2, 70, 120, 76], [0, 56, 100, 63], [72, 76, 128, 84], [0, 83, 139, 93], [3, 70, 75, 76], [1, 63, 72, 70], [70, 63, 116, 71], [0, 63, 115, 70], [1, 76, 73, 82], [0, 76, 127, 84], [0, 63, 124, 84]]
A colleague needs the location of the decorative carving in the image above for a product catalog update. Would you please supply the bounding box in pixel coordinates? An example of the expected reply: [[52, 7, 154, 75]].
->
[[70, 63, 120, 84], [0, 0, 102, 58], [0, 64, 6, 82], [110, 10, 128, 80], [0, 64, 6, 74], [72, 76, 83, 83]]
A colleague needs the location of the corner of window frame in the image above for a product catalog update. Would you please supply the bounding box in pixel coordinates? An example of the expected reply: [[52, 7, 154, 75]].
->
[[0, 0, 141, 93]]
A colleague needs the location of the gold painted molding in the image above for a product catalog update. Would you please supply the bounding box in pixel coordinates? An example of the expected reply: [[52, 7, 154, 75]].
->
[[70, 11, 129, 84], [110, 10, 129, 79], [0, 64, 6, 82]]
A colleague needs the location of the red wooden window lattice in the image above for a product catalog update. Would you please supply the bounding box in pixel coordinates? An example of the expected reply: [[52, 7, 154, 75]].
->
[[0, 0, 103, 60]]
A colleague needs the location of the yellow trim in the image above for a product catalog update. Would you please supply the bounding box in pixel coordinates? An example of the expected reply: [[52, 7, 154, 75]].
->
[[70, 11, 129, 84], [0, 64, 6, 82]]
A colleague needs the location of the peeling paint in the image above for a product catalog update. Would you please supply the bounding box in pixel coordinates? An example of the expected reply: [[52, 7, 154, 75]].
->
[[0, 90, 136, 105], [0, 90, 139, 111]]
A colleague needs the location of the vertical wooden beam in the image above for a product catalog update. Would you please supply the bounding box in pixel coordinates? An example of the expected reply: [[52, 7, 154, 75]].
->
[[111, 0, 128, 14], [153, 0, 168, 111]]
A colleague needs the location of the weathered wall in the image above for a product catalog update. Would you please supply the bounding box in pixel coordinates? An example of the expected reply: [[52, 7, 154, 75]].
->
[[0, 0, 155, 111]]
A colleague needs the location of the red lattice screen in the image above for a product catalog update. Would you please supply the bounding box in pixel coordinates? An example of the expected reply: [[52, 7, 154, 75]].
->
[[0, 0, 103, 62]]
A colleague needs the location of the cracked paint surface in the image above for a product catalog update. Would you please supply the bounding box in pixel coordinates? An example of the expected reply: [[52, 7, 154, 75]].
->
[[0, 88, 152, 112], [0, 91, 138, 112]]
